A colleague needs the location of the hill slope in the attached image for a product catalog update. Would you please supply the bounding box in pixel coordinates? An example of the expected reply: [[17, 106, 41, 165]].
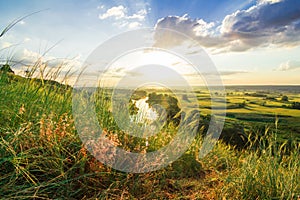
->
[[0, 71, 299, 199]]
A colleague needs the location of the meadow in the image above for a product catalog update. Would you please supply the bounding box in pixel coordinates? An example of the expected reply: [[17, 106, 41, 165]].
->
[[0, 64, 299, 199], [195, 86, 300, 141]]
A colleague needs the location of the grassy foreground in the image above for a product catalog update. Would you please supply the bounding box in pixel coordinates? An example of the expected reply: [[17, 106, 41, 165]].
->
[[0, 70, 299, 199]]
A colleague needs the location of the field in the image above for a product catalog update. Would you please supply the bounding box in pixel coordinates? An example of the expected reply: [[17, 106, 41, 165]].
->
[[195, 86, 300, 141], [0, 68, 300, 199]]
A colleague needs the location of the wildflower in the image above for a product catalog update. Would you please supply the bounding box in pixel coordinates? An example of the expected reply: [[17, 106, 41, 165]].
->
[[18, 104, 26, 114]]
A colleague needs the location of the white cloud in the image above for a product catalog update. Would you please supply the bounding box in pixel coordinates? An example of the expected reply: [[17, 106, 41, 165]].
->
[[258, 0, 283, 4], [6, 48, 82, 85], [276, 60, 300, 71], [10, 49, 81, 71], [193, 19, 216, 37], [1, 42, 13, 48], [97, 5, 105, 10], [127, 9, 147, 21], [99, 5, 126, 20], [23, 37, 31, 42], [128, 22, 142, 29], [185, 70, 249, 77], [19, 20, 26, 25], [14, 48, 42, 65], [99, 5, 148, 29]]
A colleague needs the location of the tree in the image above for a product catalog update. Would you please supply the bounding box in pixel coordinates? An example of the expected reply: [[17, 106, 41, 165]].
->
[[147, 92, 181, 124], [0, 64, 14, 74], [281, 95, 289, 102], [129, 100, 139, 115], [238, 101, 246, 108], [131, 90, 147, 100], [291, 102, 300, 109]]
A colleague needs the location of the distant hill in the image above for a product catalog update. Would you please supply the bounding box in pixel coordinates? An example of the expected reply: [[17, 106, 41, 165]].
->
[[0, 64, 15, 74], [0, 64, 72, 91]]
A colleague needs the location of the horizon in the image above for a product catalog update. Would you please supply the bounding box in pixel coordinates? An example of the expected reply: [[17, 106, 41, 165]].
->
[[4, 64, 300, 88]]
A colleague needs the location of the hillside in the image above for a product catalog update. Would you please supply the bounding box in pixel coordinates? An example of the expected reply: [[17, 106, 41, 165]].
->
[[0, 70, 299, 199]]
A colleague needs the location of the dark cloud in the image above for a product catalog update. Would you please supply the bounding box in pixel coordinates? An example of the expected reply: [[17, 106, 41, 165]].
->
[[294, 20, 300, 31], [154, 0, 300, 53], [154, 15, 224, 49], [222, 0, 300, 37]]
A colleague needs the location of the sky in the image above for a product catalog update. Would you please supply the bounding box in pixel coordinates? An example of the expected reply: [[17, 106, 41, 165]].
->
[[1, 0, 300, 85]]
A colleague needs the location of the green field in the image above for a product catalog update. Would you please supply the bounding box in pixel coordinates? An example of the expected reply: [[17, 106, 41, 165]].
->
[[193, 87, 300, 139], [0, 68, 299, 199]]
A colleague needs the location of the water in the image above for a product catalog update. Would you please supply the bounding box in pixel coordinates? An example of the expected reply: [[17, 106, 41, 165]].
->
[[131, 97, 158, 123]]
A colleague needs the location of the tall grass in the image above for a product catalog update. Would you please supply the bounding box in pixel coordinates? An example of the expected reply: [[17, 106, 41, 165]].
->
[[0, 57, 299, 199], [223, 126, 300, 199]]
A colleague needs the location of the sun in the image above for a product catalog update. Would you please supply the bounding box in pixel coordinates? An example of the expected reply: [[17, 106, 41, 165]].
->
[[99, 48, 205, 88]]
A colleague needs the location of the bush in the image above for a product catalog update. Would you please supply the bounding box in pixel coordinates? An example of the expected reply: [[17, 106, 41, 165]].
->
[[281, 95, 289, 102], [147, 92, 181, 124], [219, 124, 247, 149], [291, 102, 300, 109], [0, 64, 14, 74]]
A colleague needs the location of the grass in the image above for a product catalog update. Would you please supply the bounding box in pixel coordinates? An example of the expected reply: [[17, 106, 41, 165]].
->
[[0, 63, 300, 199], [223, 128, 300, 199]]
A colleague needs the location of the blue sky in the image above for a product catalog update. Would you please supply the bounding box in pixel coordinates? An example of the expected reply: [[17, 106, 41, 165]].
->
[[1, 0, 300, 85], [150, 0, 256, 22]]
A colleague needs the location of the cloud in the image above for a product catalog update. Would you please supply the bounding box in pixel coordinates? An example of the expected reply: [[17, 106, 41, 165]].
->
[[6, 49, 82, 80], [99, 5, 147, 29], [8, 49, 83, 85], [100, 67, 143, 79], [128, 22, 142, 29], [23, 37, 31, 42], [99, 5, 126, 20], [12, 48, 42, 66], [219, 71, 250, 76], [258, 0, 283, 4], [276, 60, 300, 71], [194, 19, 216, 37], [127, 9, 147, 21], [221, 0, 300, 38], [184, 70, 249, 77], [154, 14, 214, 37], [19, 20, 26, 25], [153, 15, 224, 49], [154, 0, 300, 53], [97, 5, 105, 10], [1, 41, 13, 49]]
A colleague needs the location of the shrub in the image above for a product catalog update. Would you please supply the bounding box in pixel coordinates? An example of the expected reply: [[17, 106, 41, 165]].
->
[[291, 101, 300, 109], [0, 64, 14, 74], [147, 92, 181, 124], [281, 95, 289, 102]]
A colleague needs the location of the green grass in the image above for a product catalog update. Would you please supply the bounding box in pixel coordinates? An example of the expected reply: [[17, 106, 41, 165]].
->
[[0, 67, 299, 199], [224, 129, 300, 199]]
